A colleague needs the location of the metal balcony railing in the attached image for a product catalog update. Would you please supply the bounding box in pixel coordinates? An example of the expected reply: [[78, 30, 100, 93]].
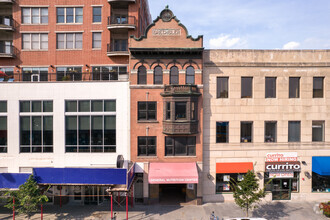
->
[[0, 16, 15, 29], [0, 72, 128, 82], [0, 43, 17, 57], [107, 42, 129, 56], [107, 15, 136, 27]]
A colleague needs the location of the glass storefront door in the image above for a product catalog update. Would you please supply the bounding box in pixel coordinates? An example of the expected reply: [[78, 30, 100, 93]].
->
[[272, 179, 291, 200]]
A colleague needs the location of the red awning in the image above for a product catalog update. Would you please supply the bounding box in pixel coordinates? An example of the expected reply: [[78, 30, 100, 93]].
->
[[216, 162, 253, 174], [149, 162, 198, 184]]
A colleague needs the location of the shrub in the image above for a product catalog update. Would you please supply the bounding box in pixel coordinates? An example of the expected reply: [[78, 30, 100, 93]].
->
[[320, 202, 330, 217]]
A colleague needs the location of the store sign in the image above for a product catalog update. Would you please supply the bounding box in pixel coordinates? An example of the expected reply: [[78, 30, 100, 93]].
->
[[265, 162, 301, 172], [152, 29, 181, 36], [265, 152, 298, 162], [269, 172, 294, 178]]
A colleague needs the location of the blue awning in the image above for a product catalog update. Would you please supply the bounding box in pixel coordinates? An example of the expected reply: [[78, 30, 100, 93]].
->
[[34, 168, 127, 185], [312, 157, 330, 176], [0, 173, 30, 189]]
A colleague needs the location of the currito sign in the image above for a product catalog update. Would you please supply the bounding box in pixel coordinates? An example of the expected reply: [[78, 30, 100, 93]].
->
[[265, 152, 298, 162]]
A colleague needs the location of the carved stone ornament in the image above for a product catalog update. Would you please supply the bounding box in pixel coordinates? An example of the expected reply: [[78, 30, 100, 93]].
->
[[160, 8, 173, 22]]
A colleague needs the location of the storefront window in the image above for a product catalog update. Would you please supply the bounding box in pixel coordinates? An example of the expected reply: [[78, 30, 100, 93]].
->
[[264, 172, 299, 192], [312, 172, 330, 193], [216, 173, 245, 193]]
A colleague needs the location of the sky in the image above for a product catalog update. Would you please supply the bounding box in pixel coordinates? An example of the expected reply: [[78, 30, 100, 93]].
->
[[148, 0, 330, 49]]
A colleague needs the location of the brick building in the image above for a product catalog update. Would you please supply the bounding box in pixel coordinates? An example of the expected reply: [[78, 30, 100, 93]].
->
[[129, 7, 204, 204]]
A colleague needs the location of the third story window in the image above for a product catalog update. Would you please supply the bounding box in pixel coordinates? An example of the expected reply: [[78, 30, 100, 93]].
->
[[92, 7, 102, 23], [137, 66, 147, 84], [313, 77, 324, 98], [241, 121, 252, 143], [265, 77, 276, 98], [289, 77, 300, 98], [216, 122, 229, 143], [175, 102, 186, 120], [22, 8, 48, 24], [186, 66, 195, 84], [241, 77, 253, 98], [154, 66, 163, 84], [57, 7, 83, 24], [138, 102, 156, 121], [170, 66, 179, 84], [217, 77, 228, 98]]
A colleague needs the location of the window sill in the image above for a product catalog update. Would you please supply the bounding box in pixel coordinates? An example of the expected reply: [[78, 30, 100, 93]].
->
[[56, 49, 83, 51], [92, 48, 101, 50], [137, 156, 157, 158], [137, 120, 159, 123], [21, 23, 49, 26], [56, 23, 83, 25], [22, 49, 48, 52], [92, 22, 102, 24], [164, 155, 197, 158]]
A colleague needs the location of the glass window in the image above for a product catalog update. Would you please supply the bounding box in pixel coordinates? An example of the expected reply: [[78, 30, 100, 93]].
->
[[19, 101, 53, 153], [170, 66, 179, 84], [265, 121, 277, 142], [138, 102, 156, 120], [313, 77, 324, 98], [138, 136, 156, 156], [216, 173, 246, 193], [289, 77, 300, 98], [93, 7, 102, 23], [0, 101, 7, 113], [186, 66, 195, 84], [312, 171, 330, 193], [137, 66, 146, 85], [175, 102, 186, 120], [75, 8, 83, 23], [241, 121, 252, 143], [56, 8, 65, 23], [56, 7, 83, 24], [217, 77, 228, 98], [288, 121, 300, 142], [166, 102, 171, 120], [22, 33, 48, 50], [312, 121, 324, 142], [0, 116, 7, 153], [92, 32, 101, 49], [265, 77, 276, 98], [56, 67, 82, 81], [65, 100, 116, 153], [22, 8, 48, 24], [241, 77, 253, 98], [216, 122, 229, 143], [154, 66, 163, 84], [165, 136, 196, 156]]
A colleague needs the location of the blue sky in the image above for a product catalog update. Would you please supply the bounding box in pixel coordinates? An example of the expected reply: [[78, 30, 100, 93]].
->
[[148, 0, 330, 49]]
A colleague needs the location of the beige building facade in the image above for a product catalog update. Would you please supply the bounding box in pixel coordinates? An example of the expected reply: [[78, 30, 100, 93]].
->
[[203, 49, 330, 202]]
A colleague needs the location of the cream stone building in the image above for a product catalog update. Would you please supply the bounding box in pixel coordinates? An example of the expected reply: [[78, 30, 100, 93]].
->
[[203, 49, 330, 202]]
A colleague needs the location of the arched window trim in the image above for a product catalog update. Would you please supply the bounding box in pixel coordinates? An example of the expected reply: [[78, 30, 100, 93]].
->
[[137, 66, 147, 85], [186, 66, 195, 85]]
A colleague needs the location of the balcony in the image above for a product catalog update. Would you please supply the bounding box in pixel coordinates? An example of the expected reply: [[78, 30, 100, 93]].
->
[[163, 121, 198, 135], [0, 16, 15, 31], [107, 42, 129, 56], [107, 15, 136, 30], [0, 42, 16, 58], [161, 85, 201, 97]]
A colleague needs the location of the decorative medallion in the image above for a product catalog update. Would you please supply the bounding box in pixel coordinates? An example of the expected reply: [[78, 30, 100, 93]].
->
[[160, 6, 173, 22]]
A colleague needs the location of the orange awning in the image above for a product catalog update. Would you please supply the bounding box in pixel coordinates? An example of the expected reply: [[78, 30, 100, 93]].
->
[[216, 162, 253, 174]]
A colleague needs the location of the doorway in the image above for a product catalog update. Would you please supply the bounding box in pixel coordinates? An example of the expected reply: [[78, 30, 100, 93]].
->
[[159, 184, 185, 205], [272, 179, 291, 200]]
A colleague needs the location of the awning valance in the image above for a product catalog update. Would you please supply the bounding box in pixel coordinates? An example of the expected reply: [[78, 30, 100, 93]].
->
[[312, 157, 330, 176], [0, 173, 30, 189], [148, 162, 198, 184], [34, 168, 127, 185], [216, 162, 253, 174]]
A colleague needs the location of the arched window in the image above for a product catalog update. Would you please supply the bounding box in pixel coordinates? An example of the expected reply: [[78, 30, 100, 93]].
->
[[186, 66, 195, 84], [170, 66, 179, 84], [154, 65, 163, 84], [137, 66, 146, 84]]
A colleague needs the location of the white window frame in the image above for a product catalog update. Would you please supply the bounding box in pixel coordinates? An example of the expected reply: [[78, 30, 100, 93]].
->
[[21, 7, 48, 24], [92, 32, 101, 49], [56, 7, 83, 24], [22, 33, 48, 50], [56, 33, 83, 50]]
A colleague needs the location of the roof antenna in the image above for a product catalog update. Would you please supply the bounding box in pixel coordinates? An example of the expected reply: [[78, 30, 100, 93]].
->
[[165, 5, 169, 9]]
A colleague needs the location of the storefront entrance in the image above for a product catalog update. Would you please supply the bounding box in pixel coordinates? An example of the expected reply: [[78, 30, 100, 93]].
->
[[272, 179, 291, 200], [159, 184, 186, 205]]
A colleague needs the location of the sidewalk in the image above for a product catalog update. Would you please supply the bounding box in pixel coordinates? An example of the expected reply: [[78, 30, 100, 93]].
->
[[0, 201, 327, 220]]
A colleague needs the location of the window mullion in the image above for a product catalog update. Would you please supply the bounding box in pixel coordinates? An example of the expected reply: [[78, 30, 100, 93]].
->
[[73, 8, 76, 23], [41, 116, 43, 152]]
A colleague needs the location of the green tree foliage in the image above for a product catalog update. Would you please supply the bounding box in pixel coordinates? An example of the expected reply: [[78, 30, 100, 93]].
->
[[4, 175, 48, 220], [230, 170, 267, 217]]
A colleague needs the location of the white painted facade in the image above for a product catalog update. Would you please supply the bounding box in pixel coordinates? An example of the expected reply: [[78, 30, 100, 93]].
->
[[0, 82, 130, 173]]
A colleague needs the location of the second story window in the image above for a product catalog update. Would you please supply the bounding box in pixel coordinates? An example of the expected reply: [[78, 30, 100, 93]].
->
[[137, 66, 146, 84], [138, 102, 156, 121], [216, 122, 229, 143], [170, 66, 179, 84], [165, 136, 196, 156], [289, 77, 300, 98], [22, 8, 48, 24], [154, 66, 163, 84], [138, 136, 156, 156], [186, 66, 195, 84], [288, 121, 300, 142], [217, 77, 228, 98], [265, 77, 276, 98], [0, 101, 7, 153], [241, 77, 253, 98], [93, 7, 102, 23], [241, 121, 252, 143], [56, 33, 83, 50], [57, 7, 83, 24], [313, 77, 324, 98], [175, 102, 186, 120], [265, 121, 277, 142], [22, 33, 48, 50], [92, 32, 101, 49]]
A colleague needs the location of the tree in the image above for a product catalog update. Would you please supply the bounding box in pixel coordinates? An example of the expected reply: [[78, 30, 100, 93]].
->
[[5, 175, 48, 220], [230, 170, 267, 217]]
